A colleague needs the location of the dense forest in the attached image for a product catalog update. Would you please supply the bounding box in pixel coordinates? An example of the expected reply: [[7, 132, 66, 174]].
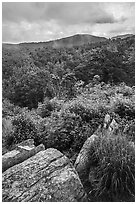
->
[[2, 34, 135, 201]]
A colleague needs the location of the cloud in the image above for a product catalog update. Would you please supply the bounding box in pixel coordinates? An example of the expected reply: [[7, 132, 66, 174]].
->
[[2, 2, 118, 25], [2, 20, 64, 43], [41, 2, 117, 25], [2, 2, 44, 23], [2, 2, 135, 43]]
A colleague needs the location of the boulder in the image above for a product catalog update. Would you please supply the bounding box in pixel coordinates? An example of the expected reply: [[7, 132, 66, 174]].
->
[[2, 139, 45, 172], [2, 148, 87, 202], [74, 134, 98, 181], [108, 119, 119, 134]]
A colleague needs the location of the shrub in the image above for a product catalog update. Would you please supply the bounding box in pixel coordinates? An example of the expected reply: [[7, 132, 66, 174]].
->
[[36, 93, 109, 156], [2, 98, 21, 117], [115, 84, 133, 96], [89, 134, 135, 201], [5, 113, 39, 147], [36, 92, 109, 155], [37, 99, 54, 118], [110, 96, 135, 120], [37, 97, 63, 118], [38, 110, 92, 156], [63, 97, 107, 131]]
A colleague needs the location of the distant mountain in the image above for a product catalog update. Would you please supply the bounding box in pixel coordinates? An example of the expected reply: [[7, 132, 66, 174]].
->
[[2, 33, 135, 103], [44, 34, 108, 48], [3, 34, 108, 50], [111, 34, 134, 40]]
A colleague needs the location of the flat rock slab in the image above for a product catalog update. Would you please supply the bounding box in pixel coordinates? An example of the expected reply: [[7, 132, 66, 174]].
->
[[16, 139, 35, 146], [17, 145, 34, 151], [2, 143, 45, 172], [2, 148, 87, 202], [2, 149, 20, 159]]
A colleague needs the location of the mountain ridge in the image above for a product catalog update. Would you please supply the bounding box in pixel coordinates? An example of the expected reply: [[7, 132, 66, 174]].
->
[[3, 34, 107, 46], [111, 34, 134, 40], [3, 34, 107, 49], [3, 33, 134, 49]]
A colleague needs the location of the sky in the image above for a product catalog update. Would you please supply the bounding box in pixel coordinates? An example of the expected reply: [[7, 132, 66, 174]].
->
[[2, 2, 135, 43]]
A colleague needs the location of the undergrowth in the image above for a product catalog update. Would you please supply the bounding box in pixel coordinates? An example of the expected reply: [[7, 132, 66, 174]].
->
[[89, 133, 135, 201]]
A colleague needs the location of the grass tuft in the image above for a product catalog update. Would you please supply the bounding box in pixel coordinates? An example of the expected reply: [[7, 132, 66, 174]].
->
[[89, 133, 135, 201]]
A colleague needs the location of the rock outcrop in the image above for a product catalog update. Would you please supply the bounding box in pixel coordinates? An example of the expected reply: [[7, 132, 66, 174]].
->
[[74, 114, 119, 182], [2, 139, 45, 172], [74, 134, 98, 182], [108, 119, 119, 134], [2, 148, 87, 202]]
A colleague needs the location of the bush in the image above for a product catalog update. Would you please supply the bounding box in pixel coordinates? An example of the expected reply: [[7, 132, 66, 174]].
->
[[2, 98, 21, 117], [63, 97, 107, 131], [115, 84, 133, 96], [37, 97, 63, 118], [111, 97, 135, 120], [36, 93, 110, 156], [37, 99, 54, 118], [5, 113, 39, 147], [89, 134, 135, 201], [37, 110, 92, 156]]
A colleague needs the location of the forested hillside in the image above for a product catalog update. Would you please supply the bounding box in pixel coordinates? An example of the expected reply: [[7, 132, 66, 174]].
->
[[2, 34, 135, 202], [2, 34, 135, 109]]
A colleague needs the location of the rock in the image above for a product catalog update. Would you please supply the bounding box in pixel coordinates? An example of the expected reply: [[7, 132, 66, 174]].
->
[[108, 119, 119, 134], [2, 148, 87, 202], [95, 124, 102, 133], [16, 139, 35, 151], [2, 139, 45, 172], [93, 75, 100, 83], [103, 114, 111, 128], [2, 118, 12, 136], [100, 81, 105, 87], [74, 134, 98, 181], [16, 138, 35, 147], [93, 75, 100, 80]]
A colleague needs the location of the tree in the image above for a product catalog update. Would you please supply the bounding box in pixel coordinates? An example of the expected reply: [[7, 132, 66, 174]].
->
[[11, 69, 51, 109]]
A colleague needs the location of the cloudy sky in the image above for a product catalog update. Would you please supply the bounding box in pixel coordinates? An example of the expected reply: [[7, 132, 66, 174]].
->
[[2, 2, 135, 43]]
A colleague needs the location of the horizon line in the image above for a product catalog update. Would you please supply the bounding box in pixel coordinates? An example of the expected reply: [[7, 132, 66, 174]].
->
[[2, 33, 134, 45]]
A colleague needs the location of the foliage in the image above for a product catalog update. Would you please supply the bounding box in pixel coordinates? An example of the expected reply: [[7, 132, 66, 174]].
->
[[59, 72, 77, 99], [37, 98, 54, 118], [62, 97, 106, 127], [89, 134, 135, 201], [37, 97, 64, 118], [12, 69, 52, 109], [2, 35, 135, 109], [2, 98, 21, 117], [110, 94, 135, 120], [37, 110, 92, 155], [5, 112, 39, 147]]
